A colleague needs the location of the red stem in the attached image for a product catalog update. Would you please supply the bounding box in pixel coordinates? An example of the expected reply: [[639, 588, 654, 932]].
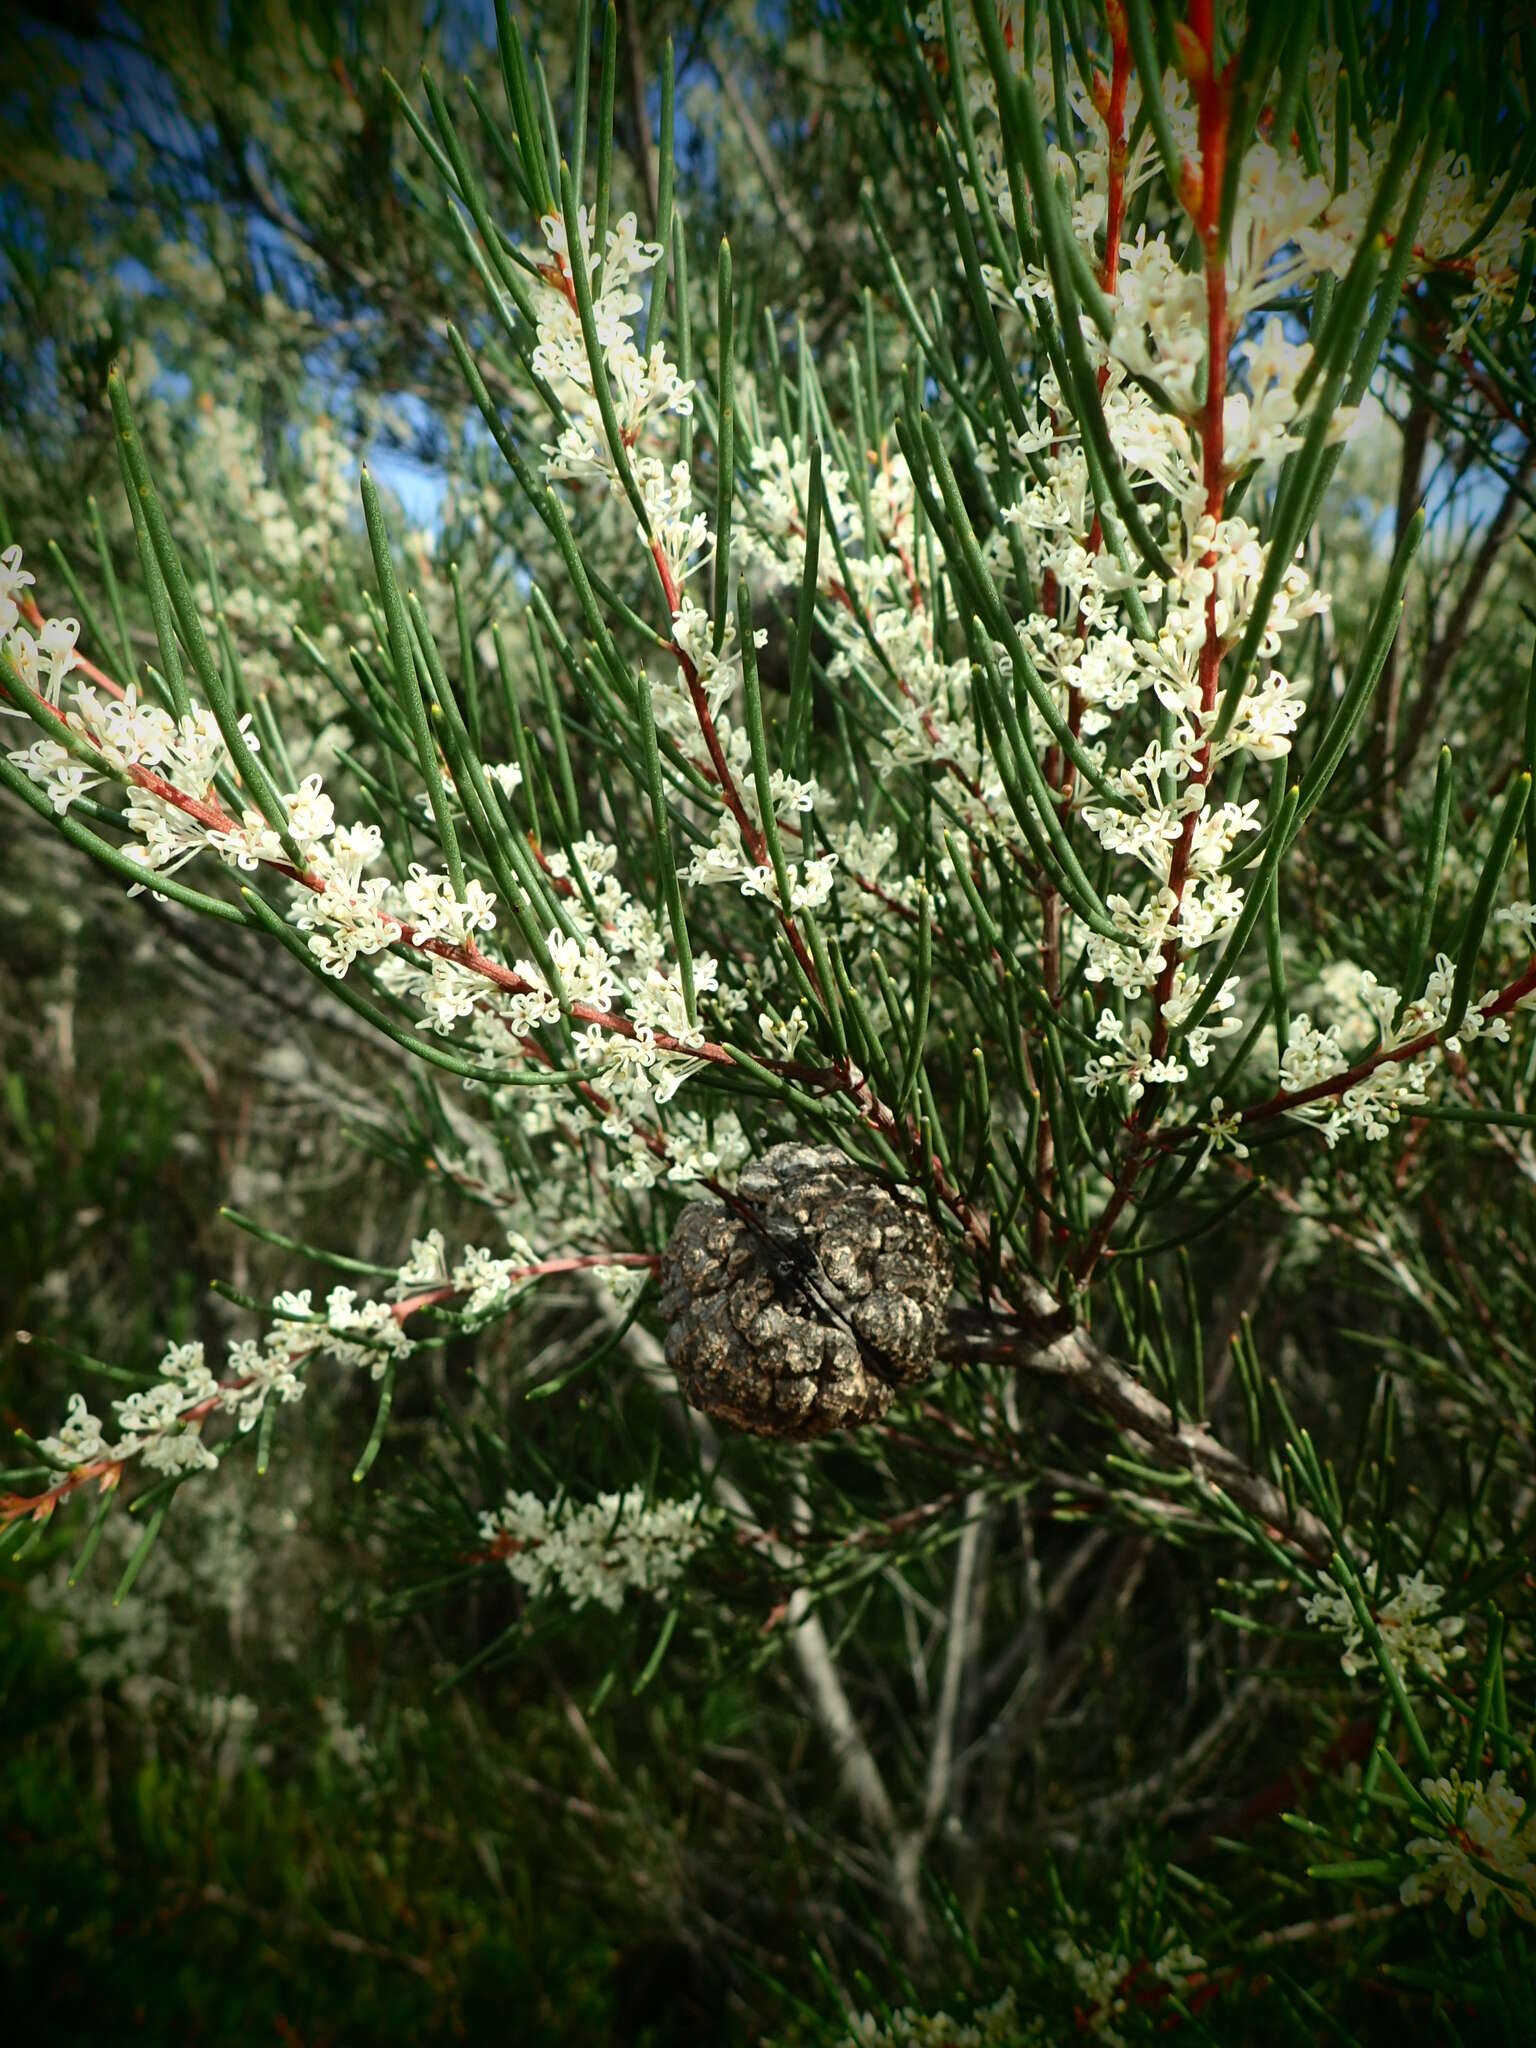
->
[[650, 538, 827, 998], [1101, 2, 1131, 293], [3, 1255, 657, 1528], [1072, 4, 1231, 1286], [1216, 956, 1536, 1135]]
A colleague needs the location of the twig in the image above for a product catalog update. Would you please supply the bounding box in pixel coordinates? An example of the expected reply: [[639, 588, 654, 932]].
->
[[1375, 369, 1435, 803], [1248, 1902, 1401, 1950], [619, 1310, 928, 1950], [713, 64, 814, 259], [195, 1882, 436, 1979], [923, 1488, 988, 1834], [619, 0, 660, 229], [1394, 443, 1536, 781], [940, 1293, 1335, 1559]]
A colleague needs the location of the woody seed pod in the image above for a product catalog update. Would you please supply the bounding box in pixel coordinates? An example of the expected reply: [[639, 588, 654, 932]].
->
[[658, 1144, 954, 1440]]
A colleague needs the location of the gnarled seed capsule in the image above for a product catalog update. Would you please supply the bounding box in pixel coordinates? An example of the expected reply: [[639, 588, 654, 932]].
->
[[658, 1144, 954, 1440]]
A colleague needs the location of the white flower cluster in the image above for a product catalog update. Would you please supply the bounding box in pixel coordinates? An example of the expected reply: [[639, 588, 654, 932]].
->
[[36, 1333, 309, 1487], [1052, 1930, 1206, 2048], [930, 13, 1532, 348], [1303, 1567, 1465, 1682], [269, 1284, 416, 1380], [1279, 955, 1511, 1146], [743, 431, 996, 833], [477, 1485, 717, 1614], [916, 0, 1136, 280], [527, 208, 764, 745], [4, 644, 275, 866], [1085, 1010, 1196, 1108], [1, 543, 82, 729], [533, 208, 695, 493], [391, 1226, 543, 1316], [1053, 478, 1324, 1097], [286, 806, 760, 1180], [1402, 1770, 1536, 1937], [841, 1990, 1027, 2048], [290, 820, 406, 974], [0, 560, 377, 917], [686, 809, 838, 913], [317, 1695, 377, 1778], [739, 433, 857, 596], [830, 822, 921, 927], [741, 393, 1312, 1111], [667, 591, 767, 724], [29, 1207, 661, 1515], [1338, 121, 1536, 350], [1198, 1095, 1249, 1158]]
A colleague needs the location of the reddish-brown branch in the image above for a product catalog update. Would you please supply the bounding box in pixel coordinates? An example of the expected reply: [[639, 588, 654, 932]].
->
[[1035, 888, 1062, 1266], [1100, 1, 1132, 293], [1, 1454, 125, 1529], [506, 1251, 659, 1285], [654, 542, 763, 862], [650, 538, 828, 998], [388, 1284, 460, 1320], [2, 1255, 654, 1531], [1072, 4, 1232, 1286], [1194, 955, 1536, 1137]]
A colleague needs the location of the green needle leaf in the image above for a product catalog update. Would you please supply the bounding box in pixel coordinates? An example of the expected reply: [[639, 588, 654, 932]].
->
[[360, 467, 466, 900], [712, 239, 735, 654], [785, 440, 823, 777], [593, 4, 618, 268], [1447, 772, 1529, 1038], [1402, 747, 1454, 1020], [644, 40, 677, 354]]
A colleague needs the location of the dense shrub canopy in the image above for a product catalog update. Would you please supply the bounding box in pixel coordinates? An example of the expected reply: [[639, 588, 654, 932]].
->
[[3, 2, 1536, 2040]]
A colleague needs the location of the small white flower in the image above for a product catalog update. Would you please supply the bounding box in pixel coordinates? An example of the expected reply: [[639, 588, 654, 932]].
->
[[1304, 1568, 1465, 1683], [1402, 1771, 1536, 1937], [480, 1485, 717, 1613]]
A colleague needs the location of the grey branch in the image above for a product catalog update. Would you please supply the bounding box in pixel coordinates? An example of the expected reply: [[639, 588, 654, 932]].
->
[[712, 63, 815, 259], [619, 0, 660, 229], [940, 1292, 1334, 1559], [618, 1311, 927, 1949]]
